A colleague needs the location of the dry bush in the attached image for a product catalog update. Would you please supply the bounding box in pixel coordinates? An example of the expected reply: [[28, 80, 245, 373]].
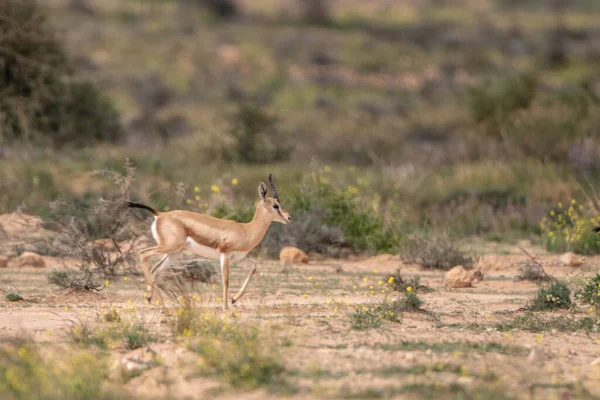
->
[[48, 268, 103, 291], [179, 260, 218, 283], [514, 259, 551, 282], [402, 231, 475, 270], [42, 160, 141, 277]]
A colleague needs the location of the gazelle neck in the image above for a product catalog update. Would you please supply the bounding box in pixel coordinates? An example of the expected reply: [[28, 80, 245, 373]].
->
[[243, 205, 273, 249]]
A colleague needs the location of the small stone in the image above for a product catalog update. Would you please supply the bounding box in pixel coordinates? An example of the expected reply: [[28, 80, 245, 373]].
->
[[559, 252, 585, 267]]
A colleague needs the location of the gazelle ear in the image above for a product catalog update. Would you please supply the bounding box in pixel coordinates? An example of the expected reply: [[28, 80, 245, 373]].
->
[[258, 182, 268, 200]]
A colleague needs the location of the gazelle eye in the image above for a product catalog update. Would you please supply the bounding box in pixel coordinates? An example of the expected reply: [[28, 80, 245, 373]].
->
[[273, 204, 280, 210]]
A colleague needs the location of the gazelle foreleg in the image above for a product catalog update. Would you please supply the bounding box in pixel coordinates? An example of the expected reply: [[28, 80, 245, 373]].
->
[[231, 264, 257, 305], [220, 253, 231, 310]]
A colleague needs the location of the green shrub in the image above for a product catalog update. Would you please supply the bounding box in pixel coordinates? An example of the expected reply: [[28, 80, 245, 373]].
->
[[222, 104, 291, 164], [349, 299, 403, 330], [186, 312, 284, 389], [69, 320, 109, 349], [278, 175, 400, 253], [528, 281, 572, 311], [123, 323, 154, 350], [577, 274, 600, 306], [5, 292, 23, 302], [467, 73, 537, 126], [0, 0, 123, 148], [540, 199, 600, 254], [403, 291, 423, 311], [0, 341, 121, 399]]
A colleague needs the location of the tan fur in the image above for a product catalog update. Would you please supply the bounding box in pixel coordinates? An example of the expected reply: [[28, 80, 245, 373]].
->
[[138, 180, 290, 310]]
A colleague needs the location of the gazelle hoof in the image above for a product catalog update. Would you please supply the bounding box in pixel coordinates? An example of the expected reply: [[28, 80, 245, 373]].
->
[[231, 298, 237, 305]]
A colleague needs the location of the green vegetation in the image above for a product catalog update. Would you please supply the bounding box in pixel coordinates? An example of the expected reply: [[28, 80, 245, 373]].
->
[[122, 323, 155, 350], [540, 200, 600, 254], [184, 312, 284, 389], [577, 274, 600, 306], [495, 312, 598, 333], [386, 271, 432, 293], [528, 281, 572, 311], [348, 288, 424, 330], [0, 0, 123, 148], [5, 292, 23, 302], [379, 341, 528, 356], [0, 341, 122, 399]]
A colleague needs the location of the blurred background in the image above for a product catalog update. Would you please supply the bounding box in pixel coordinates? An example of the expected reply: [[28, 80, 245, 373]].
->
[[1, 0, 599, 257]]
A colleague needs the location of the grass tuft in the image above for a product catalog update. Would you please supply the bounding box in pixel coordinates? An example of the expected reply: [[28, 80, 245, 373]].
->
[[528, 281, 572, 311], [5, 292, 24, 302]]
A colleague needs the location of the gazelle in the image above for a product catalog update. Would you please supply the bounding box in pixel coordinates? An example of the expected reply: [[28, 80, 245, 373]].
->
[[128, 174, 291, 309]]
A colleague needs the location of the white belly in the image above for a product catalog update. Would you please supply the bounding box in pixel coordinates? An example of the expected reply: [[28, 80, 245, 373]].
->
[[185, 237, 247, 262], [151, 218, 159, 244]]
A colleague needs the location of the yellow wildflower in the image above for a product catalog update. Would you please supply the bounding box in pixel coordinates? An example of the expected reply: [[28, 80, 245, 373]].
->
[[388, 277, 394, 284], [378, 280, 383, 285], [406, 286, 412, 292], [347, 186, 359, 195], [186, 199, 192, 205], [232, 178, 239, 185], [105, 280, 110, 287], [195, 195, 200, 201], [194, 186, 200, 193], [211, 184, 220, 193], [308, 276, 313, 281]]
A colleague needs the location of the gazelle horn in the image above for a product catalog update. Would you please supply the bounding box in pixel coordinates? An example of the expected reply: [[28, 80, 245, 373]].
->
[[268, 174, 279, 199]]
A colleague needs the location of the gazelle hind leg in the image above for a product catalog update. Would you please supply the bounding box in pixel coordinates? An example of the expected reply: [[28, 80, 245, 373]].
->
[[139, 247, 159, 303], [231, 265, 257, 305], [150, 254, 169, 275]]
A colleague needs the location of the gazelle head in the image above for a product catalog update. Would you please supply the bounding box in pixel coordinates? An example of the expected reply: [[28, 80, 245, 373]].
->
[[258, 174, 291, 224]]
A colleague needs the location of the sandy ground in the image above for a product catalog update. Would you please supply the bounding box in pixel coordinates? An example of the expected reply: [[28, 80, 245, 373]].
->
[[1, 242, 600, 399]]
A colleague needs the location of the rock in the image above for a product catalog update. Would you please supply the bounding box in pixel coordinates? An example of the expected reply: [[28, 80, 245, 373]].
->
[[559, 252, 585, 267], [279, 247, 309, 265], [0, 256, 7, 268], [11, 251, 45, 268], [444, 266, 484, 288]]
